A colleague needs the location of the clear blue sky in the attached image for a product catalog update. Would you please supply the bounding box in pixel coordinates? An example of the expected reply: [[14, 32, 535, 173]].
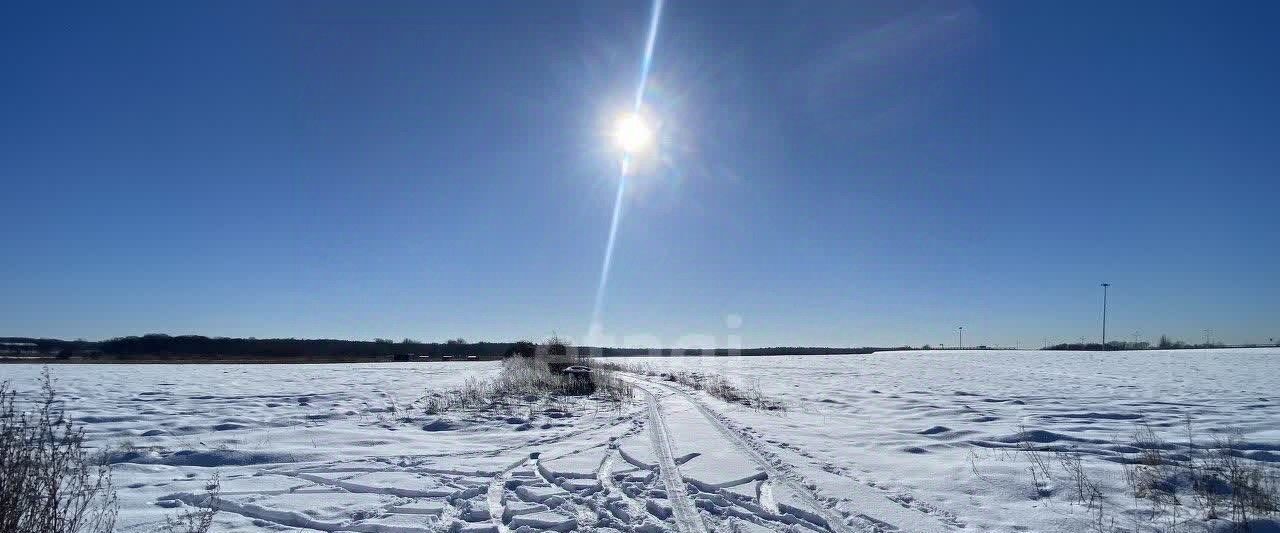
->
[[3, 1, 1277, 347]]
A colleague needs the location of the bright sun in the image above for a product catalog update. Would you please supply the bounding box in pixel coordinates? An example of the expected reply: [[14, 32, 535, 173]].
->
[[613, 112, 653, 154]]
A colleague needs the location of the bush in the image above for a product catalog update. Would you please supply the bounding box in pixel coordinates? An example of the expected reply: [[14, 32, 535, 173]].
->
[[541, 335, 572, 360], [1004, 417, 1280, 532], [418, 354, 634, 415], [163, 475, 219, 533], [583, 359, 785, 411], [653, 370, 784, 411], [0, 368, 117, 533]]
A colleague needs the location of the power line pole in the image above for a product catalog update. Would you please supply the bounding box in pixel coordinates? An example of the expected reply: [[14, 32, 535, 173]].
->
[[1100, 283, 1110, 349]]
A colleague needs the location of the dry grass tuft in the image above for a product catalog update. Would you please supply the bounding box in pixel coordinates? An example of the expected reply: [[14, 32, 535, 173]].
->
[[586, 359, 785, 411], [0, 368, 117, 533], [162, 475, 220, 533], [996, 416, 1280, 532]]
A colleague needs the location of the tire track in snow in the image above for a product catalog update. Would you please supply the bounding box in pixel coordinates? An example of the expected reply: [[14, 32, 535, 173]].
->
[[598, 446, 646, 524], [165, 491, 441, 533], [626, 375, 858, 533], [641, 387, 709, 533], [276, 469, 461, 499], [488, 454, 532, 533]]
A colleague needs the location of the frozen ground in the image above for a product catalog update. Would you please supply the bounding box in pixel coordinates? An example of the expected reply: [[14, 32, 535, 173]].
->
[[2, 349, 1278, 532]]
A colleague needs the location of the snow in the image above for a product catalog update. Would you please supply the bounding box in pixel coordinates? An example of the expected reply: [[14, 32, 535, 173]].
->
[[508, 510, 578, 531], [1, 349, 1277, 532], [623, 349, 1280, 532]]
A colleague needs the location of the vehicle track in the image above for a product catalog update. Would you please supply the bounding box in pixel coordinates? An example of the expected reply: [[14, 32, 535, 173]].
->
[[488, 454, 532, 533], [598, 447, 647, 523], [641, 386, 709, 533], [624, 375, 860, 533]]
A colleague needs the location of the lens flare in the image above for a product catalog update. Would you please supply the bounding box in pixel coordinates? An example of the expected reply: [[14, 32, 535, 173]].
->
[[590, 0, 665, 339], [613, 112, 653, 154]]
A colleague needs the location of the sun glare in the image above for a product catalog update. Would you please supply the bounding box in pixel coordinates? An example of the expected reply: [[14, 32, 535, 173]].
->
[[613, 112, 653, 154]]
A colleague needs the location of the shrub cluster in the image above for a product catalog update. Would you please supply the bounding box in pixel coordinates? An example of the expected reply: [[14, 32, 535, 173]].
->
[[588, 359, 785, 411], [419, 339, 635, 415], [1003, 418, 1280, 532], [1, 370, 117, 533]]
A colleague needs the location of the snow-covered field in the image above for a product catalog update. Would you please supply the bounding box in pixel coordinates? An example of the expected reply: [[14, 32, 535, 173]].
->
[[2, 349, 1278, 532]]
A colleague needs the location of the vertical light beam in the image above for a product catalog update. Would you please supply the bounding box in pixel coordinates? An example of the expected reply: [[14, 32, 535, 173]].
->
[[589, 0, 665, 338], [590, 156, 630, 336], [634, 0, 665, 110]]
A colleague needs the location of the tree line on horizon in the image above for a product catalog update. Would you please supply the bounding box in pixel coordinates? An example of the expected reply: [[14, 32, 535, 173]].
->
[[7, 333, 1268, 360], [1040, 334, 1267, 351], [0, 334, 890, 360]]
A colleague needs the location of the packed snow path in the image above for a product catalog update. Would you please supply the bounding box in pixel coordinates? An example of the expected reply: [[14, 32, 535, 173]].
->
[[620, 374, 956, 533], [638, 385, 708, 533]]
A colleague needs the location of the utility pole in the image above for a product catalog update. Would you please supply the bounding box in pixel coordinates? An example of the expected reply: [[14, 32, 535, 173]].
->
[[1100, 283, 1110, 349], [958, 326, 964, 350]]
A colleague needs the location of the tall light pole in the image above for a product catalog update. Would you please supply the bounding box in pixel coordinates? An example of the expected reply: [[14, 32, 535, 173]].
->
[[958, 326, 964, 350], [1100, 283, 1110, 349]]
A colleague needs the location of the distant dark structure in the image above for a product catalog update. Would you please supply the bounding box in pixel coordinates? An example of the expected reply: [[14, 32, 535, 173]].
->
[[0, 342, 38, 355]]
